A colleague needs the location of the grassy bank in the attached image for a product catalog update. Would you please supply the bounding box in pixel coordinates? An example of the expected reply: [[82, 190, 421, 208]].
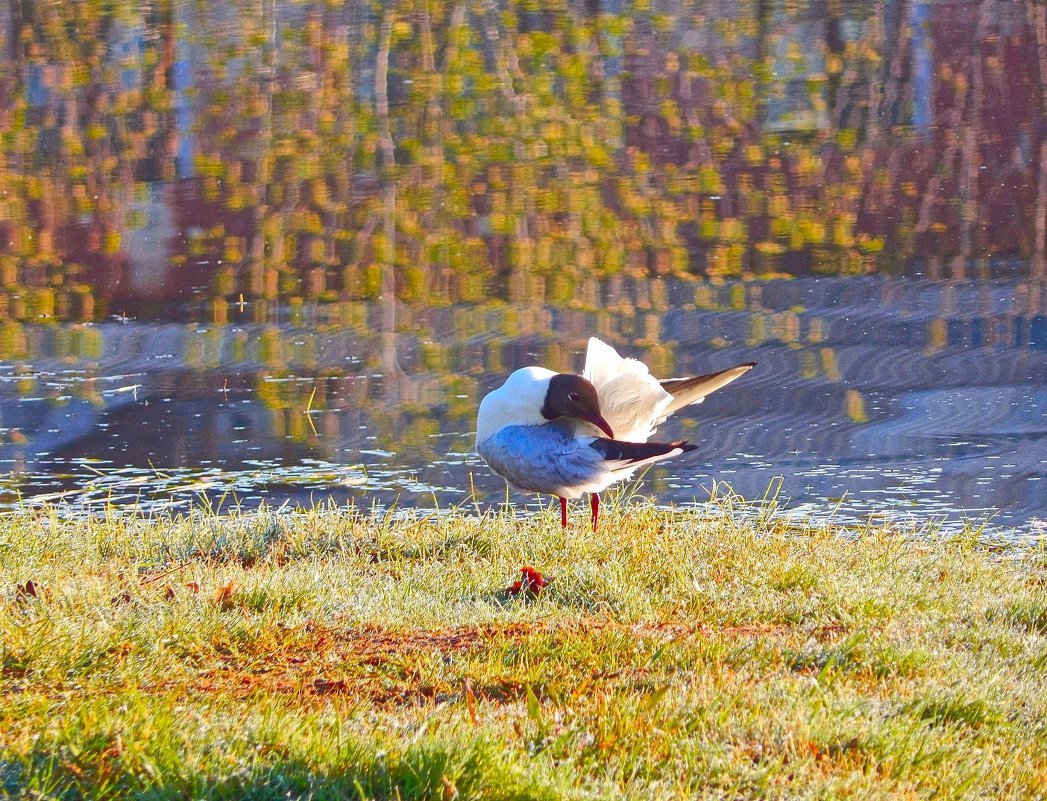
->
[[1, 500, 1045, 800]]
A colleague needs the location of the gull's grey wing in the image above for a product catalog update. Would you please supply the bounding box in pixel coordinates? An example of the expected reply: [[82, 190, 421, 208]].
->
[[476, 423, 610, 499], [477, 423, 696, 499]]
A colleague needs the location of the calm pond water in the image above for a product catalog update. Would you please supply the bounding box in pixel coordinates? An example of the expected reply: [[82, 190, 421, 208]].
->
[[0, 1, 1045, 535]]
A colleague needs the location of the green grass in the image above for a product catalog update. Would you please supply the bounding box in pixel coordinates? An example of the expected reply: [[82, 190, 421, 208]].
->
[[1, 499, 1046, 800]]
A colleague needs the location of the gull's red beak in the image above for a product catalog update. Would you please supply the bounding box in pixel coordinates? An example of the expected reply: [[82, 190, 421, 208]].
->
[[588, 413, 614, 439]]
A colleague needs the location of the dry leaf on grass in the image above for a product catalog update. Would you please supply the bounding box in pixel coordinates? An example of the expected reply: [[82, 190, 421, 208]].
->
[[213, 580, 236, 609], [111, 591, 133, 607], [506, 566, 552, 596], [313, 678, 347, 694], [464, 677, 479, 726], [16, 580, 43, 600], [441, 775, 459, 800]]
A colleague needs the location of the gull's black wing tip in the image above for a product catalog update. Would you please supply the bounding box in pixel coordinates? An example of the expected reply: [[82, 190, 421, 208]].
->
[[671, 439, 699, 454], [590, 438, 697, 465]]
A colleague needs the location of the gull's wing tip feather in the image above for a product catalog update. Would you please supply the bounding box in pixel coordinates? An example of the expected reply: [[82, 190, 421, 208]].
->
[[585, 336, 621, 364], [590, 437, 697, 468]]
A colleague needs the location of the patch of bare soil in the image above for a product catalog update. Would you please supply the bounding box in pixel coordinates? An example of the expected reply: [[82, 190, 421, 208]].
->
[[3, 619, 845, 707]]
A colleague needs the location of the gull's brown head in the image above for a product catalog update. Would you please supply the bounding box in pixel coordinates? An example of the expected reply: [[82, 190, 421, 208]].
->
[[540, 374, 614, 438]]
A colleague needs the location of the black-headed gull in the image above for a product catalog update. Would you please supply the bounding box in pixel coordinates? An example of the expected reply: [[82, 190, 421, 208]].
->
[[475, 337, 755, 529]]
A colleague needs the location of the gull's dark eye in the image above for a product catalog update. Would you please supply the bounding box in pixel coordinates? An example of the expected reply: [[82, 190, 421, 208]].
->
[[567, 391, 580, 403]]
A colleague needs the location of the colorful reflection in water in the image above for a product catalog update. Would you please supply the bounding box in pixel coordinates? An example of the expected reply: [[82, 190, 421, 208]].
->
[[0, 1, 1044, 534]]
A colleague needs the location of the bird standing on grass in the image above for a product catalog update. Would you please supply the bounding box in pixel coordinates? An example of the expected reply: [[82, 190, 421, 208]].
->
[[475, 337, 755, 531]]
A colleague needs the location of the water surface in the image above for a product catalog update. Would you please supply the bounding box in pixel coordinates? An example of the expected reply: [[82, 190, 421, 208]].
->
[[0, 1, 1045, 534]]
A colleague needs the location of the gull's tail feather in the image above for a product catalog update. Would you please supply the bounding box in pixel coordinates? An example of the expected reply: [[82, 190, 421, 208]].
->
[[660, 362, 757, 415]]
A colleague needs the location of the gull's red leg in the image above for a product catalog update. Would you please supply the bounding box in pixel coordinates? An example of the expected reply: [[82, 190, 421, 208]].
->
[[559, 496, 568, 528], [590, 493, 600, 531]]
